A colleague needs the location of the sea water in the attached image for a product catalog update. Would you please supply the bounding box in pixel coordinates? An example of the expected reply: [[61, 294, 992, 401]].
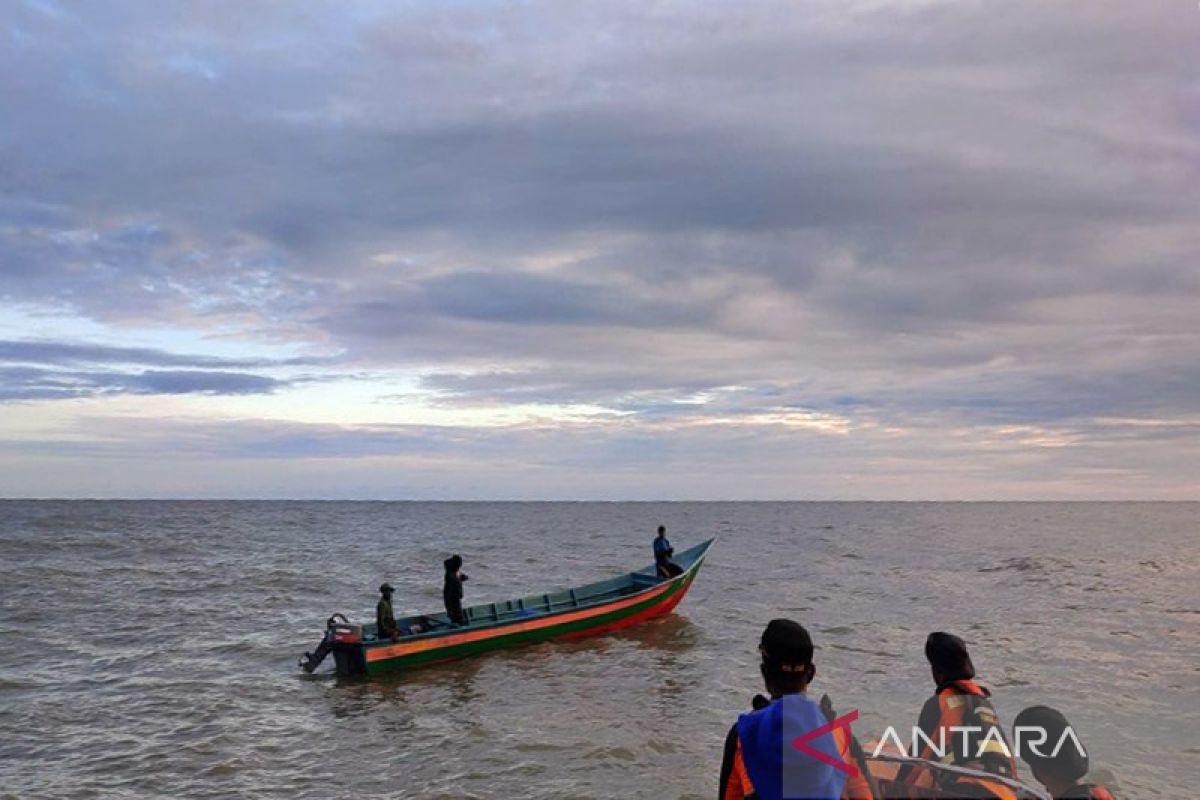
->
[[0, 501, 1195, 799]]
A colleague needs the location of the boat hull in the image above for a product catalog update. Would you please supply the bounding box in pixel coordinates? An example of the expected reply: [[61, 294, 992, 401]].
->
[[328, 541, 712, 677]]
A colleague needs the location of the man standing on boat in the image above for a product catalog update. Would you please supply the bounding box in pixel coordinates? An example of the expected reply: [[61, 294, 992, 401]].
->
[[376, 583, 400, 640], [443, 555, 468, 625], [653, 525, 682, 578]]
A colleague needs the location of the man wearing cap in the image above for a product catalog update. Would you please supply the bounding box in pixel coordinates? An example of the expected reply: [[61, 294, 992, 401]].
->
[[1013, 706, 1116, 800], [903, 631, 1018, 795], [376, 582, 401, 640], [718, 619, 875, 800]]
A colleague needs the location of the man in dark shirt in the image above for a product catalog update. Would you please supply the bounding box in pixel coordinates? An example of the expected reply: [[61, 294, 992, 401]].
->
[[653, 525, 682, 578], [443, 555, 469, 625], [376, 583, 401, 640]]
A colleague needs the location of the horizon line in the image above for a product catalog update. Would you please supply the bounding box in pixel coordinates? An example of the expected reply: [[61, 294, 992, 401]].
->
[[1, 497, 1195, 503]]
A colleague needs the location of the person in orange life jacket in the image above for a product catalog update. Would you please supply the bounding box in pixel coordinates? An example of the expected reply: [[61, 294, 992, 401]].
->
[[718, 619, 875, 800], [901, 631, 1019, 797], [1012, 706, 1116, 800]]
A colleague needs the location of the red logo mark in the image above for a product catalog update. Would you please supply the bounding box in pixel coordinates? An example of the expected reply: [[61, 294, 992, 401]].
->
[[791, 709, 860, 777]]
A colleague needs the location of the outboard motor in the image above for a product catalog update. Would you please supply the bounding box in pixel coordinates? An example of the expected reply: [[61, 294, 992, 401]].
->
[[327, 616, 367, 676], [300, 614, 367, 675]]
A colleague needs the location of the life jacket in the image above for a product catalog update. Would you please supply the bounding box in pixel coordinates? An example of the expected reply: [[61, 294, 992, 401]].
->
[[919, 680, 1018, 778], [1061, 783, 1116, 800], [729, 695, 851, 800], [907, 680, 1019, 800], [723, 740, 756, 800]]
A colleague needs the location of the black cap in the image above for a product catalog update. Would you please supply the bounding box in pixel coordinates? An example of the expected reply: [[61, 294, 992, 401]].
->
[[444, 555, 463, 571], [760, 619, 814, 671], [379, 583, 394, 594], [1013, 705, 1089, 781], [925, 631, 975, 680]]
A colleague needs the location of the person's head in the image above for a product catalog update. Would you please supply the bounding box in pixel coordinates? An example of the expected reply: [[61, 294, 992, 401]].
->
[[444, 555, 463, 572], [759, 619, 816, 697], [656, 525, 666, 537], [925, 631, 975, 685], [379, 582, 394, 597], [1013, 706, 1089, 793]]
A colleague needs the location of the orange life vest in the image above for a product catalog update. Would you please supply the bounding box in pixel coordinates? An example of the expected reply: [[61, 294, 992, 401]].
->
[[1063, 783, 1117, 800], [723, 740, 755, 800], [918, 680, 1018, 776], [911, 680, 1020, 799]]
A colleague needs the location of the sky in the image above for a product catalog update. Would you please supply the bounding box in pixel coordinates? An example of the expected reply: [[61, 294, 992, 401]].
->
[[1, 0, 1198, 499]]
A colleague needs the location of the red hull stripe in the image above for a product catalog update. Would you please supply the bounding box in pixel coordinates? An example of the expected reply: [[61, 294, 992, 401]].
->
[[367, 579, 676, 662], [556, 580, 689, 641]]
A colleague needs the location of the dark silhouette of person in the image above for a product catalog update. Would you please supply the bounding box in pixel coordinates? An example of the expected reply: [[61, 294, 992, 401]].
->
[[653, 525, 682, 578], [1013, 706, 1117, 799], [443, 555, 469, 625], [376, 582, 400, 640]]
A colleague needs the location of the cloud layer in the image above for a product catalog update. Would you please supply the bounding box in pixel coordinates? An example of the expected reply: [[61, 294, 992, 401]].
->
[[1, 0, 1197, 497]]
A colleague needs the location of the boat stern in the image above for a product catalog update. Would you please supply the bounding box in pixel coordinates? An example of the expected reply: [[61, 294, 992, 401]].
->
[[329, 621, 368, 676]]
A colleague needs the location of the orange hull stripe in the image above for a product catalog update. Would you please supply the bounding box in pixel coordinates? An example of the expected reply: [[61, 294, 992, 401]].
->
[[366, 580, 675, 662]]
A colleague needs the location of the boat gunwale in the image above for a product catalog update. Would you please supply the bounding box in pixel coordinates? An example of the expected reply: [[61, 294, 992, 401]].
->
[[363, 538, 715, 649], [866, 754, 1051, 800]]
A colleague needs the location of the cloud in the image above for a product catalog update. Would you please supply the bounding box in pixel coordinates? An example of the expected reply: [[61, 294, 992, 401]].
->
[[0, 339, 323, 401], [0, 365, 284, 401], [0, 339, 324, 369], [0, 0, 1197, 495], [130, 369, 281, 395], [1, 411, 1197, 499], [422, 270, 706, 327]]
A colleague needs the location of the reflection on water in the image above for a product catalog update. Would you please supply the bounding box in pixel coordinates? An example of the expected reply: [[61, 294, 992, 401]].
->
[[617, 614, 703, 654], [327, 654, 490, 720], [0, 501, 1196, 799]]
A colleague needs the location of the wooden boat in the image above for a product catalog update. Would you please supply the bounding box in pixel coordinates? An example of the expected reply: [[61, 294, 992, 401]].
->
[[311, 538, 715, 677]]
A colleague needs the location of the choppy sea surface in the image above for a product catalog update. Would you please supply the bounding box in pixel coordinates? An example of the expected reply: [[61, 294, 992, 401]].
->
[[0, 501, 1196, 799]]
